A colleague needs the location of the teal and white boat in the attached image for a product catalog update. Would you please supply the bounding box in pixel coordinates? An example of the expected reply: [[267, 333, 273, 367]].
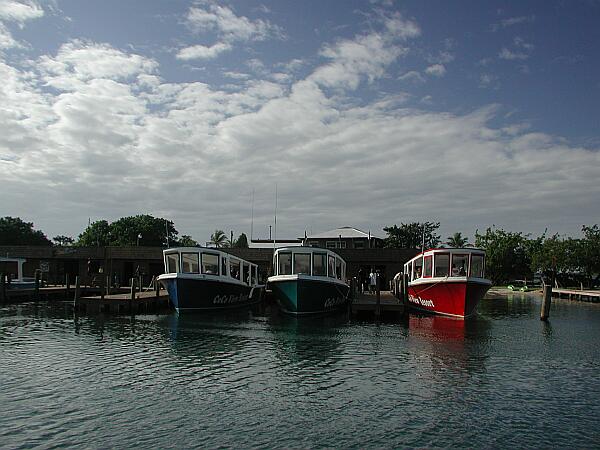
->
[[267, 247, 350, 315]]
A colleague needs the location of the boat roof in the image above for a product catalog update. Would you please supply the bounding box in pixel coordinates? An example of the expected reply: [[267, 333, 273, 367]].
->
[[407, 247, 486, 261], [303, 227, 382, 240], [274, 246, 347, 261], [163, 247, 257, 265]]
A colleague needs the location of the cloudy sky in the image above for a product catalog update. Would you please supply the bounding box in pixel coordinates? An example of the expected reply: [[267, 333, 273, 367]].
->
[[1, 0, 599, 244]]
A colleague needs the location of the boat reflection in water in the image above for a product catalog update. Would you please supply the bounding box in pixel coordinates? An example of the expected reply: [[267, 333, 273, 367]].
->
[[404, 313, 492, 377]]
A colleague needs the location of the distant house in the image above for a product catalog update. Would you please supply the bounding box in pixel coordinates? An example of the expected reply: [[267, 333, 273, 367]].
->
[[248, 239, 303, 249], [301, 227, 383, 250]]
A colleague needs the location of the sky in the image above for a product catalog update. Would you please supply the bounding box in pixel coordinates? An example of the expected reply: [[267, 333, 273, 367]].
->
[[1, 0, 599, 245]]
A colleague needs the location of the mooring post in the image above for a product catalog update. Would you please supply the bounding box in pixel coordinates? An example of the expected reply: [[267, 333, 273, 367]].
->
[[541, 284, 553, 321], [34, 271, 40, 301], [375, 274, 381, 318], [100, 275, 105, 300], [138, 275, 143, 294], [74, 276, 81, 309], [130, 278, 136, 299], [402, 273, 409, 311], [154, 278, 160, 298], [105, 275, 110, 296], [65, 273, 71, 300], [0, 273, 5, 303]]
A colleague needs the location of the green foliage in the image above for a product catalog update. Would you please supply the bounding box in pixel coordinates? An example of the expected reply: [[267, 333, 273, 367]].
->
[[75, 220, 112, 247], [210, 230, 227, 248], [383, 222, 440, 249], [75, 216, 178, 247], [447, 232, 468, 248], [234, 233, 248, 248], [475, 227, 535, 285], [178, 235, 198, 247], [0, 217, 52, 246], [52, 235, 74, 246], [580, 225, 600, 281]]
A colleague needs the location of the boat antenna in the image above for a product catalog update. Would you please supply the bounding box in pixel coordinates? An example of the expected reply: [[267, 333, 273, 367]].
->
[[273, 183, 277, 250], [250, 188, 255, 242], [165, 219, 170, 248], [421, 223, 425, 253]]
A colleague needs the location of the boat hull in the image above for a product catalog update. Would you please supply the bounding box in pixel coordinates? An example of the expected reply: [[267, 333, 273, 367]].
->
[[159, 276, 261, 312], [268, 276, 350, 315], [407, 279, 491, 318]]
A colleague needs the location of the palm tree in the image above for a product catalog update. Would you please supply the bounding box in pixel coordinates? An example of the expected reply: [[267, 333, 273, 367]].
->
[[447, 232, 468, 248], [210, 229, 227, 248]]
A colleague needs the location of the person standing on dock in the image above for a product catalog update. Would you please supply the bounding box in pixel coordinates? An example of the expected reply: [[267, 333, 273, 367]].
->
[[369, 269, 377, 294], [358, 268, 365, 293]]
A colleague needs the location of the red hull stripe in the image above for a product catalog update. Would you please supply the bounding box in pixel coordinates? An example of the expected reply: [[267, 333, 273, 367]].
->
[[408, 280, 490, 318]]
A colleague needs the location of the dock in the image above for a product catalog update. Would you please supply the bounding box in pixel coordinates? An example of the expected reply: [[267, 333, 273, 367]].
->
[[351, 290, 405, 318], [551, 288, 600, 303], [75, 290, 170, 314]]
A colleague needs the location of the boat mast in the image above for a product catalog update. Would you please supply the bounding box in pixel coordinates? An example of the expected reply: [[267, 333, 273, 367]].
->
[[273, 184, 277, 250]]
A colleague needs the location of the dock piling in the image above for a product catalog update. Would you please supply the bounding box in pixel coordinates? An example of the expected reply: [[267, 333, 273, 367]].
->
[[154, 278, 160, 298], [402, 273, 409, 310], [0, 273, 5, 303], [34, 272, 40, 301], [74, 276, 81, 309], [541, 284, 553, 321]]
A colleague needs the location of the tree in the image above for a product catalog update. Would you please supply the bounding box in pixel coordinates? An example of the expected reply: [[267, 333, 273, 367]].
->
[[53, 235, 74, 246], [75, 215, 178, 247], [234, 233, 249, 248], [383, 222, 441, 249], [579, 224, 600, 286], [210, 230, 227, 248], [75, 220, 112, 247], [447, 232, 468, 248], [109, 215, 177, 247], [178, 235, 198, 247], [0, 217, 52, 246], [475, 227, 535, 285]]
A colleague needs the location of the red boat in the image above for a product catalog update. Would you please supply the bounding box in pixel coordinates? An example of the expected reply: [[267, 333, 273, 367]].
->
[[404, 248, 492, 318]]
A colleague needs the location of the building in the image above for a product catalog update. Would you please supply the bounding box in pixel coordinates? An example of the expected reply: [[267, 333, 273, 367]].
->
[[301, 227, 383, 249]]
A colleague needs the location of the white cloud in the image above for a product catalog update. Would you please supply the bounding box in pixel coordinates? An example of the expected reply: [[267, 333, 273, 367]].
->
[[0, 21, 19, 49], [176, 42, 232, 60], [425, 64, 446, 77], [0, 0, 43, 24], [398, 70, 424, 83], [1, 14, 599, 243], [499, 47, 528, 60], [185, 4, 283, 42]]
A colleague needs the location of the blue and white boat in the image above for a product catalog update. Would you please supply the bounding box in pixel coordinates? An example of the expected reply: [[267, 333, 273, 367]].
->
[[157, 247, 263, 313], [267, 247, 350, 315], [0, 257, 36, 289]]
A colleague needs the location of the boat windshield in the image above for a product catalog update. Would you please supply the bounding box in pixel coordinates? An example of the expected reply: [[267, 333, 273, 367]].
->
[[451, 254, 468, 276], [278, 253, 292, 275], [434, 253, 449, 277], [328, 255, 336, 278], [201, 253, 219, 275], [230, 258, 241, 280], [470, 254, 485, 278], [293, 253, 311, 275], [166, 253, 179, 273], [313, 253, 327, 277], [182, 253, 199, 273]]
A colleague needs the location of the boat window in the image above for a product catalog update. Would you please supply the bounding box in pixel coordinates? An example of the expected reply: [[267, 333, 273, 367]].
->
[[230, 258, 241, 280], [423, 255, 433, 277], [182, 253, 200, 273], [451, 254, 468, 277], [434, 253, 450, 277], [166, 253, 179, 273], [293, 253, 311, 275], [406, 262, 412, 280], [221, 257, 228, 277], [328, 255, 336, 278], [413, 257, 423, 279], [278, 252, 292, 275], [326, 241, 336, 249], [251, 266, 257, 285], [313, 253, 327, 277], [470, 254, 485, 278], [201, 253, 219, 275], [335, 258, 343, 280], [243, 263, 250, 285]]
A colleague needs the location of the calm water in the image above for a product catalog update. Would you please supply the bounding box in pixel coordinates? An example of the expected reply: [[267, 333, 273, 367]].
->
[[1, 293, 599, 449]]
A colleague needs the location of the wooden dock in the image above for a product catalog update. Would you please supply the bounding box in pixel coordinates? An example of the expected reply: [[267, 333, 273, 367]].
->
[[552, 288, 600, 303], [351, 290, 405, 318], [75, 290, 170, 314]]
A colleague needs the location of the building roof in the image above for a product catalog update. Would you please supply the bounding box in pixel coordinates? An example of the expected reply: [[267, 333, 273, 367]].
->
[[303, 227, 382, 240], [249, 239, 303, 249]]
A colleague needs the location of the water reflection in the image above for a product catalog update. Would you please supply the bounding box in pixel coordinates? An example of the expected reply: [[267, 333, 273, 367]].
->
[[267, 311, 347, 369], [404, 313, 492, 377]]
